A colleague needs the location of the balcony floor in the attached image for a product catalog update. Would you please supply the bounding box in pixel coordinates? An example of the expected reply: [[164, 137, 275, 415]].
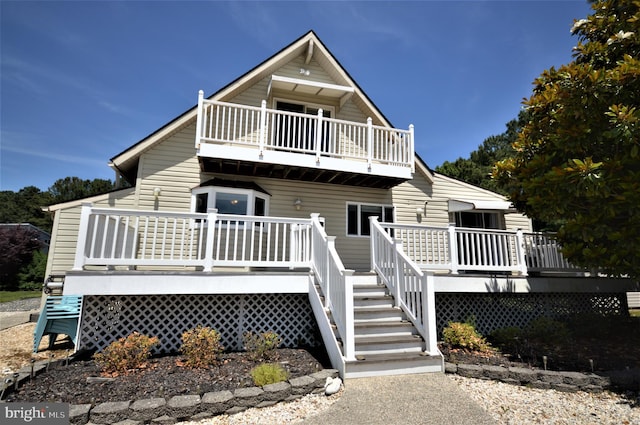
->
[[198, 146, 409, 189]]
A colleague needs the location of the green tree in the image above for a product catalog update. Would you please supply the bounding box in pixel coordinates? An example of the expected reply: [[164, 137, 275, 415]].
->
[[436, 110, 529, 195], [0, 187, 53, 232], [48, 177, 115, 204], [494, 0, 640, 278]]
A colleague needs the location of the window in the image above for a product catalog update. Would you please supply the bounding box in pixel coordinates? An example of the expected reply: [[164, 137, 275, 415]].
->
[[347, 203, 394, 236], [191, 187, 269, 218], [454, 211, 502, 229], [275, 100, 333, 152]]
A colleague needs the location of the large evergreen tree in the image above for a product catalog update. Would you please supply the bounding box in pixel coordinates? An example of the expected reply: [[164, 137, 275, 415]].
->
[[494, 0, 640, 278]]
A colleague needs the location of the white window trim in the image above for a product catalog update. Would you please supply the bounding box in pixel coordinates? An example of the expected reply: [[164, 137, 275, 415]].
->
[[272, 97, 336, 117], [190, 186, 270, 227], [346, 202, 395, 238]]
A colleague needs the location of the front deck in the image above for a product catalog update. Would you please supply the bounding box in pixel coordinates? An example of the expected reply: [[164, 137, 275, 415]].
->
[[60, 205, 636, 378]]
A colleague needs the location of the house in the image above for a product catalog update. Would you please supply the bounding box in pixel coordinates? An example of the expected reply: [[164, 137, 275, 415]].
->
[[41, 31, 636, 378]]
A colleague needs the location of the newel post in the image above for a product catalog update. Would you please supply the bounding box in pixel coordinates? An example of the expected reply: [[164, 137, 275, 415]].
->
[[448, 225, 459, 274], [343, 270, 357, 361], [325, 236, 337, 309], [203, 208, 218, 272], [73, 203, 93, 271], [421, 272, 438, 354], [195, 90, 204, 150]]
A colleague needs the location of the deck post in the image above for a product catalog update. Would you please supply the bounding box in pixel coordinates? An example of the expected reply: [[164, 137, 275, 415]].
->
[[366, 117, 373, 170], [421, 272, 438, 354], [73, 203, 93, 271], [448, 225, 459, 274], [259, 100, 267, 155], [315, 108, 323, 162], [409, 124, 415, 172], [515, 229, 528, 276], [203, 208, 218, 272], [195, 90, 204, 149]]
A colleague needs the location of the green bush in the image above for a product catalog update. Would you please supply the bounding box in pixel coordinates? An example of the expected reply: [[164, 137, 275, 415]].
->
[[250, 363, 289, 386], [243, 331, 282, 361], [489, 326, 523, 353], [94, 332, 159, 375], [524, 317, 570, 345], [180, 325, 224, 368], [443, 322, 492, 352]]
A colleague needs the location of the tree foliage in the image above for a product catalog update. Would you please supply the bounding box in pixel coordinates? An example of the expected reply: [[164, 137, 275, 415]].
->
[[0, 226, 43, 290], [494, 0, 640, 278], [48, 177, 115, 204]]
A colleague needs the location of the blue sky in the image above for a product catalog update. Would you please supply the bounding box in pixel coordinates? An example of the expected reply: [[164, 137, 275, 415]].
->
[[1, 0, 593, 192]]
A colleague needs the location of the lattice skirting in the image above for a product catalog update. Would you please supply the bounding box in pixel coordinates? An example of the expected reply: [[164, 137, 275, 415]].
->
[[435, 292, 628, 337], [78, 294, 320, 353]]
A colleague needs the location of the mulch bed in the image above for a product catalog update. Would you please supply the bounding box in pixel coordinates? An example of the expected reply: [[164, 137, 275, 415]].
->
[[6, 348, 327, 405]]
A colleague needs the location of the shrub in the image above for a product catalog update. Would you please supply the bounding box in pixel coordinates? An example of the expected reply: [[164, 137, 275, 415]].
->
[[524, 317, 570, 345], [243, 331, 282, 361], [250, 363, 289, 386], [489, 326, 523, 354], [442, 322, 492, 352], [180, 325, 224, 368], [94, 332, 159, 375]]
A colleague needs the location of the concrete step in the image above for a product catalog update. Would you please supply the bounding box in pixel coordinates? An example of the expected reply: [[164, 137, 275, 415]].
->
[[345, 352, 444, 378]]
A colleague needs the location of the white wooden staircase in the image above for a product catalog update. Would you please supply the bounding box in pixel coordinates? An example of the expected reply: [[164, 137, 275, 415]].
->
[[313, 273, 443, 378]]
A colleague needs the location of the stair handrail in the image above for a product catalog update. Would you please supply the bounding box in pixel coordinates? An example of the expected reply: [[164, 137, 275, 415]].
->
[[310, 214, 356, 361], [370, 217, 438, 355]]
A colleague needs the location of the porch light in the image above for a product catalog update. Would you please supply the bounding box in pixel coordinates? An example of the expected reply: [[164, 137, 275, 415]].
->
[[299, 68, 311, 76], [153, 187, 162, 199], [294, 198, 303, 210]]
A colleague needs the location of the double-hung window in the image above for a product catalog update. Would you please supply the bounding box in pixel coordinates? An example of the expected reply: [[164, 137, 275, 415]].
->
[[347, 203, 394, 236]]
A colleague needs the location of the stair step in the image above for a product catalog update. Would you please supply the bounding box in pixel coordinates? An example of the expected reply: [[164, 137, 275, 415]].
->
[[354, 321, 417, 337], [355, 334, 425, 355], [354, 306, 406, 322], [353, 296, 394, 308], [345, 352, 444, 378]]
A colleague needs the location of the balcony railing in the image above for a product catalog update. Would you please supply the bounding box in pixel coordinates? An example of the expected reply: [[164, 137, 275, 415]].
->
[[73, 204, 312, 271], [195, 91, 414, 173], [382, 222, 583, 276]]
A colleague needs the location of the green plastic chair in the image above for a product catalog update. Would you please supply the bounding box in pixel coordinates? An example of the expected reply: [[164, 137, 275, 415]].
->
[[33, 295, 83, 353]]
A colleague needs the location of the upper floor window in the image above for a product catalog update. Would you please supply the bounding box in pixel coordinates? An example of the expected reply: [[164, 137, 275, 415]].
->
[[347, 203, 394, 237]]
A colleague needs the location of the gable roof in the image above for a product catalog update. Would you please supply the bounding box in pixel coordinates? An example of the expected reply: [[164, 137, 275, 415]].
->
[[109, 30, 431, 183]]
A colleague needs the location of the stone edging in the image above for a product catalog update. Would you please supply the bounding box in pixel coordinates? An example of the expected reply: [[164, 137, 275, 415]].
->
[[445, 362, 640, 393], [1, 362, 338, 425], [73, 368, 338, 424]]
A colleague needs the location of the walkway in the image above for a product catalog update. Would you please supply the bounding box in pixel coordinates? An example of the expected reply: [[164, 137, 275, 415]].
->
[[302, 373, 496, 425]]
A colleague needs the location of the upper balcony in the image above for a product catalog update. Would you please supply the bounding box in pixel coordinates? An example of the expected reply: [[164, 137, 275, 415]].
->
[[195, 91, 415, 189]]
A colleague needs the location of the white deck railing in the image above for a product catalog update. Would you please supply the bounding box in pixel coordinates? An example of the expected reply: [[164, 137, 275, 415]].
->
[[383, 223, 581, 275], [74, 204, 312, 271], [310, 214, 356, 361], [370, 218, 438, 354], [195, 92, 414, 171]]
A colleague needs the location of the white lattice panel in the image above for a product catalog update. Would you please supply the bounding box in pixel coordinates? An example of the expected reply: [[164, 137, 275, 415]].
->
[[79, 294, 319, 353], [435, 293, 627, 337]]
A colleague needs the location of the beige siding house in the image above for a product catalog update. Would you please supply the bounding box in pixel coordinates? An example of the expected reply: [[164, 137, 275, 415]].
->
[[41, 31, 635, 378]]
